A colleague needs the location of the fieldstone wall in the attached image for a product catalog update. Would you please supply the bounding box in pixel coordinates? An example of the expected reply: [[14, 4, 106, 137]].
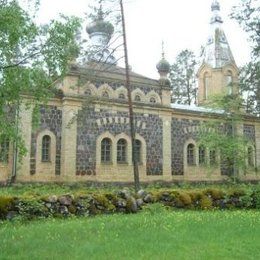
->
[[30, 106, 62, 175], [76, 107, 163, 176], [171, 118, 201, 175]]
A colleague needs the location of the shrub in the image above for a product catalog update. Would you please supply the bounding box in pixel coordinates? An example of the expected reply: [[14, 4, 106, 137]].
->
[[188, 191, 203, 206], [204, 188, 225, 200], [92, 194, 116, 213], [0, 196, 15, 219], [252, 189, 260, 209], [239, 194, 253, 209], [199, 195, 213, 210], [16, 198, 50, 220], [174, 192, 192, 208]]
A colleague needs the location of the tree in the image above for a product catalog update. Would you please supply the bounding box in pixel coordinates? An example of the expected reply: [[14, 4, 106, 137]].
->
[[239, 62, 260, 115], [119, 0, 140, 192], [198, 93, 251, 180], [169, 49, 198, 105], [230, 0, 260, 116], [84, 0, 140, 191], [0, 0, 81, 182]]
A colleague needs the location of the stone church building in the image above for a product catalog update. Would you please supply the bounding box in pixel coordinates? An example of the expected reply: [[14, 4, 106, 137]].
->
[[0, 1, 259, 183]]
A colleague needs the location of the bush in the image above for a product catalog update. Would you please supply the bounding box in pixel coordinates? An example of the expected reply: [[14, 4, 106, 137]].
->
[[174, 192, 192, 208], [199, 195, 213, 209], [16, 198, 50, 220], [252, 189, 260, 209], [0, 196, 15, 219], [204, 188, 225, 200]]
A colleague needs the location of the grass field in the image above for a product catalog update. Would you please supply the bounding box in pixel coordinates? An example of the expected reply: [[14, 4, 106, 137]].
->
[[1, 205, 260, 260]]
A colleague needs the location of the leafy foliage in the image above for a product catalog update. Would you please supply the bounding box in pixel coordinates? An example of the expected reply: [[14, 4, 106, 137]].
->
[[169, 49, 198, 105], [198, 94, 250, 177], [231, 0, 260, 116], [0, 0, 81, 155]]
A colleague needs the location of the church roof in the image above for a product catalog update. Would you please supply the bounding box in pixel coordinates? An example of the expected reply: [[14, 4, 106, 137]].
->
[[171, 103, 224, 114], [69, 62, 160, 87]]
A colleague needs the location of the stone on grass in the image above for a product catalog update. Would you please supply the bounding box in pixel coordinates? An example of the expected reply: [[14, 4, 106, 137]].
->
[[58, 194, 73, 206], [137, 189, 147, 199], [126, 197, 138, 213], [47, 195, 57, 203], [143, 194, 153, 203], [59, 205, 69, 215], [136, 198, 144, 207]]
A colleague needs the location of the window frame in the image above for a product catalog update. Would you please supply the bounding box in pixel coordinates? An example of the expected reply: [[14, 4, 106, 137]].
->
[[0, 139, 9, 164], [199, 146, 206, 165], [187, 143, 196, 166], [42, 135, 51, 162], [134, 139, 142, 164], [117, 138, 127, 163], [101, 138, 112, 163]]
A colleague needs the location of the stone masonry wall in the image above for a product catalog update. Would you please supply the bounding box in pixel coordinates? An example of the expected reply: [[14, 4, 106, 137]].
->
[[30, 106, 62, 175], [76, 107, 163, 176], [171, 118, 202, 175]]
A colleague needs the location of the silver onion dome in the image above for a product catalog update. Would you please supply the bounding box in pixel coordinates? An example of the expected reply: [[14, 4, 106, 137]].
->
[[86, 7, 114, 40], [156, 58, 170, 74]]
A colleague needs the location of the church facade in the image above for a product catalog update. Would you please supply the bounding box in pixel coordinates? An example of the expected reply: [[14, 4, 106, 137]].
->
[[0, 1, 259, 183]]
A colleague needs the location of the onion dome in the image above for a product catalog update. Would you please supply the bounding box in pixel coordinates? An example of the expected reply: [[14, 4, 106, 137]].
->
[[86, 7, 114, 40], [156, 58, 170, 74]]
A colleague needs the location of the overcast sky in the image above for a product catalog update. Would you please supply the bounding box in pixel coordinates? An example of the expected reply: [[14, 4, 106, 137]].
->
[[36, 0, 251, 79]]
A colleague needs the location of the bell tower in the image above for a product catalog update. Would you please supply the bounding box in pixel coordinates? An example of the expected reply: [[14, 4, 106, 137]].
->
[[197, 0, 239, 105]]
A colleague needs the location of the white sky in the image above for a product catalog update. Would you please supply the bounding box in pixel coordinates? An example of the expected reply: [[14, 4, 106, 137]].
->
[[36, 0, 251, 79]]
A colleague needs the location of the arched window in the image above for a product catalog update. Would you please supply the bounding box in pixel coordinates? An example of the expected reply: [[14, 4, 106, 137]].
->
[[187, 144, 195, 165], [199, 146, 206, 165], [134, 95, 141, 102], [118, 93, 126, 99], [226, 71, 233, 95], [0, 139, 9, 163], [248, 147, 254, 167], [85, 89, 92, 96], [209, 150, 217, 165], [102, 91, 109, 98], [101, 138, 112, 163], [134, 139, 141, 163], [150, 97, 156, 103], [42, 135, 51, 162], [117, 139, 127, 163], [203, 72, 210, 100]]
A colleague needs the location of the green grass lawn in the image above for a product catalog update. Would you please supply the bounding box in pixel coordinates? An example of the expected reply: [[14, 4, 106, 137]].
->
[[1, 206, 260, 260]]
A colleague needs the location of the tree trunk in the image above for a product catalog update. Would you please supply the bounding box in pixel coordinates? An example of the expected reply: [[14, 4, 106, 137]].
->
[[119, 0, 140, 192]]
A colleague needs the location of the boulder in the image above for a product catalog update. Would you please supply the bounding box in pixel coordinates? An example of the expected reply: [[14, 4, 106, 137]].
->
[[137, 189, 147, 199], [116, 199, 127, 208], [59, 205, 69, 215], [118, 189, 131, 199], [58, 194, 74, 206], [136, 198, 144, 207], [143, 194, 153, 203], [47, 195, 57, 203], [126, 197, 138, 213]]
